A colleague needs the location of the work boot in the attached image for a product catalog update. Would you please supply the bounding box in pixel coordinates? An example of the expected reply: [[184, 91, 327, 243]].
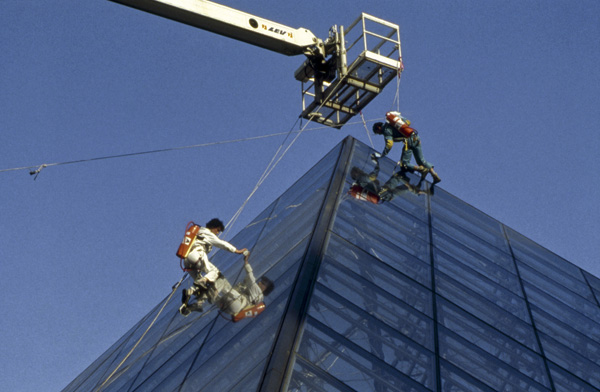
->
[[378, 187, 391, 202], [181, 288, 191, 305], [182, 286, 201, 305], [179, 303, 191, 317], [430, 169, 442, 184], [187, 301, 204, 313], [417, 166, 429, 182]]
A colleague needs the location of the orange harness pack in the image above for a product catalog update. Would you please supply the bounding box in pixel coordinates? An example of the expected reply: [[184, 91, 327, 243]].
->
[[349, 184, 380, 204], [232, 302, 266, 323], [176, 222, 200, 259], [386, 112, 414, 138]]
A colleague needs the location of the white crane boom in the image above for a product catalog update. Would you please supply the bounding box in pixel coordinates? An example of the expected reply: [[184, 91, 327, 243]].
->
[[109, 0, 404, 129], [109, 0, 324, 57]]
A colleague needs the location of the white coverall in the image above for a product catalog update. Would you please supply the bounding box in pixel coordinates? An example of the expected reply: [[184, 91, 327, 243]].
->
[[184, 226, 238, 285], [214, 263, 264, 316]]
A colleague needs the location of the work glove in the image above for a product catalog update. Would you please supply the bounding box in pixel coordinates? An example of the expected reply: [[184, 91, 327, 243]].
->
[[370, 152, 381, 162]]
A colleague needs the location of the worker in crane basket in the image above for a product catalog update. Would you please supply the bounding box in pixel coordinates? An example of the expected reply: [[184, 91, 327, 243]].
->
[[180, 250, 274, 318], [371, 111, 441, 184], [179, 218, 248, 313]]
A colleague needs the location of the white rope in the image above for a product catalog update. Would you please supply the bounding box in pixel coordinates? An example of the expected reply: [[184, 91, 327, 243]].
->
[[1, 119, 384, 179], [55, 78, 392, 390], [0, 126, 337, 177], [360, 112, 375, 149], [223, 70, 355, 235], [224, 115, 313, 237], [392, 56, 404, 112], [94, 273, 186, 391]]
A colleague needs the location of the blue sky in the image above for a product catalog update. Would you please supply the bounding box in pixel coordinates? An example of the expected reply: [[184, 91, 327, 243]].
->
[[1, 1, 599, 391]]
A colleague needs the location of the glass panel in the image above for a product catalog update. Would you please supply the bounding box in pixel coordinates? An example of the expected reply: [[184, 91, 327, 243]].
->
[[178, 237, 311, 389], [539, 331, 600, 389], [523, 282, 600, 345], [549, 361, 600, 392], [439, 326, 551, 392], [68, 298, 188, 392], [180, 293, 287, 392], [437, 297, 550, 387], [506, 227, 586, 283], [130, 319, 218, 392], [435, 249, 530, 322], [335, 195, 430, 263], [514, 251, 593, 302], [440, 360, 496, 392], [99, 311, 193, 391], [530, 304, 600, 368], [289, 357, 356, 392], [226, 362, 267, 392], [298, 318, 431, 392], [309, 284, 435, 386], [130, 235, 311, 391], [245, 145, 339, 268], [332, 209, 431, 286], [123, 313, 215, 391], [346, 141, 429, 223], [518, 262, 600, 323], [324, 234, 433, 318], [433, 228, 522, 294], [318, 250, 432, 319], [584, 271, 600, 305], [435, 270, 540, 352], [62, 314, 149, 392], [430, 186, 510, 254], [433, 218, 514, 271]]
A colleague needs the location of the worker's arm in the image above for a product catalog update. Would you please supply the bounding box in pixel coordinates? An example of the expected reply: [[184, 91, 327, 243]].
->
[[381, 138, 394, 158], [242, 257, 264, 304], [204, 230, 247, 254], [243, 257, 257, 283]]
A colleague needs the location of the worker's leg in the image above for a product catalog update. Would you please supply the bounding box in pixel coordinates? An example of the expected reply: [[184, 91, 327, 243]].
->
[[207, 275, 232, 305], [408, 136, 433, 170], [429, 168, 442, 184], [186, 301, 204, 313], [198, 252, 220, 283], [412, 143, 441, 183], [400, 146, 414, 170], [408, 136, 441, 183], [182, 256, 201, 305], [187, 249, 220, 284]]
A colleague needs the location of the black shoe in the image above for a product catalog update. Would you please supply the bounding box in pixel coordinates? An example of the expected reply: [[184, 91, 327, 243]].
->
[[179, 304, 191, 317], [181, 288, 190, 305]]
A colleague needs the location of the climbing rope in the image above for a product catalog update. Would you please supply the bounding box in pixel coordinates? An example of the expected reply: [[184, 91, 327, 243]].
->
[[392, 56, 404, 113], [0, 125, 332, 179], [224, 69, 355, 235], [359, 111, 375, 149], [95, 300, 223, 391], [94, 273, 187, 392], [64, 66, 392, 391], [224, 117, 301, 238]]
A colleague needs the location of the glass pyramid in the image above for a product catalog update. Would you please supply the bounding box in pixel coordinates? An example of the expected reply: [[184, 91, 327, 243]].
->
[[63, 136, 600, 392]]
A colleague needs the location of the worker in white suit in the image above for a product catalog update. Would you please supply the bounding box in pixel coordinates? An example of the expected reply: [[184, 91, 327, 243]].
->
[[179, 218, 247, 315]]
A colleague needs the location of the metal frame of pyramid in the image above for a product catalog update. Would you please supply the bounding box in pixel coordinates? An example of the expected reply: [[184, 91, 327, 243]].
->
[[65, 136, 600, 392]]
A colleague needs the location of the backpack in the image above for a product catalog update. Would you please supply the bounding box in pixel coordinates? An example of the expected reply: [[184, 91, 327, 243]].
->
[[176, 222, 201, 259], [386, 111, 414, 138]]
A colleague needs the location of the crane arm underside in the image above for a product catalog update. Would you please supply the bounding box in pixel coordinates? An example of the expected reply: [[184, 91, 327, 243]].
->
[[109, 1, 403, 129], [109, 0, 320, 56]]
